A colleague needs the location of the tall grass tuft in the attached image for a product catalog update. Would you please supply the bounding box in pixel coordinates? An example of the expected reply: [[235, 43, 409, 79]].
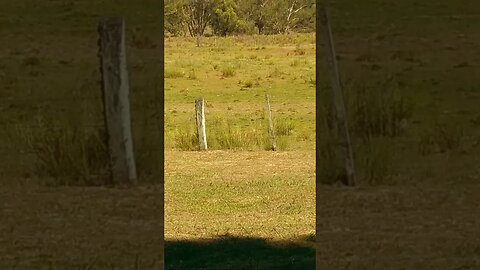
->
[[317, 81, 398, 185], [173, 125, 198, 151], [418, 123, 464, 155], [356, 137, 391, 185], [10, 118, 109, 186], [221, 65, 236, 78], [347, 82, 413, 139], [315, 93, 344, 184], [274, 117, 295, 136], [165, 69, 185, 79], [209, 117, 268, 150], [172, 116, 272, 151], [316, 130, 344, 185]]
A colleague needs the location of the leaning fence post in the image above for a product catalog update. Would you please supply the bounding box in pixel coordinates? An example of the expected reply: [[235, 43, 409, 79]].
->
[[318, 6, 356, 187], [265, 93, 277, 151], [98, 17, 137, 185], [195, 97, 208, 151]]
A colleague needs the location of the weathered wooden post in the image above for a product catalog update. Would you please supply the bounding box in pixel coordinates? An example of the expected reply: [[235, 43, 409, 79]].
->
[[98, 17, 137, 185], [318, 6, 356, 187], [265, 93, 277, 151], [195, 97, 208, 151]]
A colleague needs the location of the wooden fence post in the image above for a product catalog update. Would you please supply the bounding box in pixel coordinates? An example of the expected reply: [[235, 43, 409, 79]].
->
[[98, 17, 137, 185], [265, 94, 277, 151], [195, 97, 208, 151], [318, 6, 356, 187]]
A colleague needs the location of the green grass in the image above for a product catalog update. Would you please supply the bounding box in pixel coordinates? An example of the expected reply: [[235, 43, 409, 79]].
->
[[164, 33, 316, 151], [2, 0, 480, 268]]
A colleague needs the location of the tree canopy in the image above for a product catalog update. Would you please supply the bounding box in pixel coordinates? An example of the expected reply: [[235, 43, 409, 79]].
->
[[165, 0, 315, 37]]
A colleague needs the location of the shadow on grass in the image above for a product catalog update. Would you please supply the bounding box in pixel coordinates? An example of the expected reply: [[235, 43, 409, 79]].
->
[[165, 235, 315, 270]]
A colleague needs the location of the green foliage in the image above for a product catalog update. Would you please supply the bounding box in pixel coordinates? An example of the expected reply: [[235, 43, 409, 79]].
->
[[165, 0, 219, 37], [238, 0, 315, 34], [165, 0, 188, 36], [165, 0, 316, 37], [211, 0, 243, 36]]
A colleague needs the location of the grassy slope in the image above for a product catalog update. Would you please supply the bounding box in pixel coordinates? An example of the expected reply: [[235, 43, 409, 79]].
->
[[165, 5, 480, 264], [0, 0, 165, 268], [164, 34, 316, 151], [1, 0, 480, 269]]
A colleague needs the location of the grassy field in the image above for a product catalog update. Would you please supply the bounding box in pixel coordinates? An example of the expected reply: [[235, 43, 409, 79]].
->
[[2, 0, 480, 269]]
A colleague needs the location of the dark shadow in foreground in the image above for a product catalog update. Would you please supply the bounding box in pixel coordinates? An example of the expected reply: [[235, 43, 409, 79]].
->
[[165, 236, 315, 270]]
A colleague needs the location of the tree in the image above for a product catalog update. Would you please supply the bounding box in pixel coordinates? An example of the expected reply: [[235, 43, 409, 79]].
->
[[165, 0, 188, 36], [211, 0, 243, 36], [164, 0, 316, 38], [165, 0, 219, 45], [283, 0, 315, 33], [237, 0, 314, 34], [237, 0, 271, 34], [184, 0, 219, 46], [263, 0, 314, 34]]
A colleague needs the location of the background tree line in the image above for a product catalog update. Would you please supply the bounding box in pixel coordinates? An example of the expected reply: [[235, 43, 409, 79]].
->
[[165, 0, 315, 37]]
